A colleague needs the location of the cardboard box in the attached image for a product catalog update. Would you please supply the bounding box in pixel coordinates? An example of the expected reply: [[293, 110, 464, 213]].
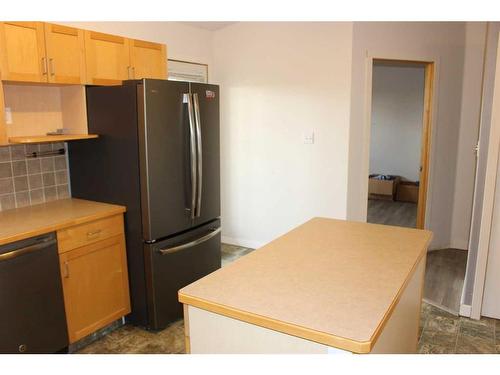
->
[[368, 175, 400, 200], [396, 182, 419, 203]]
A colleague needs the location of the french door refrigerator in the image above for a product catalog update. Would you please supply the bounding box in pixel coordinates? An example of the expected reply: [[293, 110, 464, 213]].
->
[[68, 79, 221, 330]]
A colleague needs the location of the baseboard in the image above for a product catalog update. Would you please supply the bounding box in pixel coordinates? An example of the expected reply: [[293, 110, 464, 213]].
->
[[459, 304, 472, 317], [449, 240, 469, 251], [428, 243, 468, 251], [221, 236, 265, 250]]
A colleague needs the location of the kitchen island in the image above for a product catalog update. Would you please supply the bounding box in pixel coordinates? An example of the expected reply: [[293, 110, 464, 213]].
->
[[179, 218, 432, 354]]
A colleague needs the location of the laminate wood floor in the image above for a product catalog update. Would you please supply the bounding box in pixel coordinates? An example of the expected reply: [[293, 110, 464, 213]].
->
[[367, 199, 417, 228], [423, 249, 468, 315]]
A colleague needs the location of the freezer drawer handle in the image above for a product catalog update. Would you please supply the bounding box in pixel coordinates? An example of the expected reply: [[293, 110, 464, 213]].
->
[[0, 238, 57, 262], [157, 227, 221, 255]]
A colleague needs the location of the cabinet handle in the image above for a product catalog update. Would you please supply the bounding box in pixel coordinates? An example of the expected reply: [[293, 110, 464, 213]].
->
[[87, 229, 102, 238], [49, 58, 55, 76], [132, 66, 135, 79], [41, 57, 48, 75], [63, 261, 69, 278]]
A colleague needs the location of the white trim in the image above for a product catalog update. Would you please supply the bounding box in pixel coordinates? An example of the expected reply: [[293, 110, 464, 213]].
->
[[459, 303, 472, 317], [221, 236, 264, 250]]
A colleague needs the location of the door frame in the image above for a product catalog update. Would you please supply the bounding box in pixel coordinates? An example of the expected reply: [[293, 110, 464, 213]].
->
[[367, 58, 435, 229]]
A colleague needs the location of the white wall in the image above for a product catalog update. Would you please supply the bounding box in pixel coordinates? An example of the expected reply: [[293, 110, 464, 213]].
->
[[60, 22, 214, 71], [370, 65, 425, 182], [347, 22, 468, 250], [450, 23, 487, 251], [212, 22, 353, 248]]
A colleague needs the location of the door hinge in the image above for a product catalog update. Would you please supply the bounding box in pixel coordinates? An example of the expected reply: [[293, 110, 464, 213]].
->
[[474, 142, 480, 156]]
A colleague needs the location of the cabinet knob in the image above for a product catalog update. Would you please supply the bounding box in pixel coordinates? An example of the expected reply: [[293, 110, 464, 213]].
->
[[63, 261, 69, 278]]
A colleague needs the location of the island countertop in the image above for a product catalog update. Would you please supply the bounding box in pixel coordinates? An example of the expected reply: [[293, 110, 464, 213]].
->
[[179, 217, 433, 353], [0, 198, 126, 246]]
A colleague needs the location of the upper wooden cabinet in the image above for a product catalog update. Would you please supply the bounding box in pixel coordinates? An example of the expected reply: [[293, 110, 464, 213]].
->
[[85, 32, 167, 84], [0, 22, 47, 82], [0, 22, 168, 85], [44, 23, 86, 84], [84, 30, 130, 85], [0, 22, 86, 84], [129, 39, 167, 80]]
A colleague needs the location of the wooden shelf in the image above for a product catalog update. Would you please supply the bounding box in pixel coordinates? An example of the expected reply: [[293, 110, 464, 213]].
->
[[8, 134, 98, 144]]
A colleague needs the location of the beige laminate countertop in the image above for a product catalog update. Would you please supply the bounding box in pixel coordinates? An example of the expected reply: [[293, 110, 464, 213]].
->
[[0, 198, 126, 246], [179, 217, 433, 353]]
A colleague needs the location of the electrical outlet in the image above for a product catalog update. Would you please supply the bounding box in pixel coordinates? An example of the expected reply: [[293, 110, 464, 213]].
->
[[303, 131, 314, 144]]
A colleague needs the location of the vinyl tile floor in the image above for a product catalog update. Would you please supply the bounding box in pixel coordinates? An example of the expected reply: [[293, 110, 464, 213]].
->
[[77, 243, 500, 354]]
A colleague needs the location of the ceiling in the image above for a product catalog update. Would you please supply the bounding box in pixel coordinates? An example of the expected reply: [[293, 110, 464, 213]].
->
[[182, 22, 236, 31]]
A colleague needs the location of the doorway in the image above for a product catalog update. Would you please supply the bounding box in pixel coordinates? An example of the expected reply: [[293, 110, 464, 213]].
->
[[367, 59, 433, 230], [365, 58, 472, 315]]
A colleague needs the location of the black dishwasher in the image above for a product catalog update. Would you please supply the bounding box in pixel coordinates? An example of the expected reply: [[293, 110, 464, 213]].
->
[[0, 233, 69, 353]]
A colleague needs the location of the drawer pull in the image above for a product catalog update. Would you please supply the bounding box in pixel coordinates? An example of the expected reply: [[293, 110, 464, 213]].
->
[[158, 227, 221, 255], [87, 229, 102, 237]]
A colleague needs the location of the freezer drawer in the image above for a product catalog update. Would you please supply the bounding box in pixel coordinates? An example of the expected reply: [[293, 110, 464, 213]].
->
[[145, 220, 221, 330]]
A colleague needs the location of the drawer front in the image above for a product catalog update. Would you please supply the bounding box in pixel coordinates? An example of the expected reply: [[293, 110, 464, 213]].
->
[[57, 214, 124, 253]]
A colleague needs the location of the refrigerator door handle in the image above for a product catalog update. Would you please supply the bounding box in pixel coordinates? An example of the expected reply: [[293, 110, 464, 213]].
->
[[193, 93, 203, 218], [185, 93, 197, 219], [157, 227, 221, 255]]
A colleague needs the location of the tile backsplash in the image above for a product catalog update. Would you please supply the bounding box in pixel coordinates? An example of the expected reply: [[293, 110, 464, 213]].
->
[[0, 143, 71, 211]]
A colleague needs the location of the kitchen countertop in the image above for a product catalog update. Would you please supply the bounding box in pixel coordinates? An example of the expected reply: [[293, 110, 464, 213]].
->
[[179, 217, 433, 353], [0, 198, 126, 246]]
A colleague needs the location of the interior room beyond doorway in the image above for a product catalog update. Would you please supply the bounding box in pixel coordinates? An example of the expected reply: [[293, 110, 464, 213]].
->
[[367, 61, 426, 229]]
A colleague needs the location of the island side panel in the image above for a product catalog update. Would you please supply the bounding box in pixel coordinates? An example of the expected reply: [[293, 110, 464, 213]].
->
[[183, 304, 191, 354], [185, 305, 336, 354], [182, 253, 426, 354], [369, 253, 426, 353]]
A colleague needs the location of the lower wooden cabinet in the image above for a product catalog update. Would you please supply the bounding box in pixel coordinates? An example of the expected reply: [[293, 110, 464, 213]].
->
[[57, 217, 130, 344]]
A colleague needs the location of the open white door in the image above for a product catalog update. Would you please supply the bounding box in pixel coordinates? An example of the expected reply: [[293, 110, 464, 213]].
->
[[482, 147, 500, 318], [465, 29, 500, 319]]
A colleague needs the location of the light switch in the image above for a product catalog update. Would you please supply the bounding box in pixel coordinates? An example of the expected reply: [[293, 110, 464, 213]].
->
[[4, 107, 12, 124], [303, 131, 314, 144]]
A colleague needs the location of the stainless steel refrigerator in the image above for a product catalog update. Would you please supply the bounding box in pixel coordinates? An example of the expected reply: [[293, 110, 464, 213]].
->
[[69, 79, 221, 330]]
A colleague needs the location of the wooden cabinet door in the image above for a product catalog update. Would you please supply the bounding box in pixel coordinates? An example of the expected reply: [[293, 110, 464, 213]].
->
[[59, 234, 131, 343], [0, 22, 47, 82], [44, 23, 85, 84], [84, 30, 130, 85], [129, 39, 167, 79]]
